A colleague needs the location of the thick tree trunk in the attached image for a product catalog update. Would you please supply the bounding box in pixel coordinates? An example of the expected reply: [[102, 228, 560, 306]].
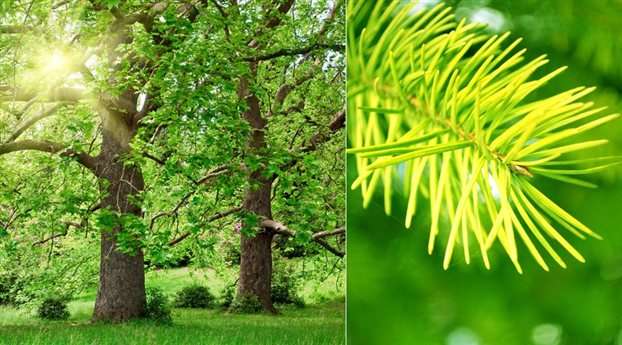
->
[[238, 177, 276, 313], [236, 64, 278, 313], [92, 123, 146, 322]]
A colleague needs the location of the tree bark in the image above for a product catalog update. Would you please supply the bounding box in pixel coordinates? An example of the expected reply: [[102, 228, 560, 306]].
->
[[236, 68, 277, 313], [92, 115, 146, 322], [238, 177, 276, 313]]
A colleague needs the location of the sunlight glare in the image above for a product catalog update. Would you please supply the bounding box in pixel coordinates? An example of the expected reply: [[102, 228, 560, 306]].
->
[[47, 50, 66, 71]]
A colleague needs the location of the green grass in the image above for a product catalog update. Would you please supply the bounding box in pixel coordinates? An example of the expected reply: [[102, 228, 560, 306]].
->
[[0, 268, 345, 345], [0, 303, 344, 345]]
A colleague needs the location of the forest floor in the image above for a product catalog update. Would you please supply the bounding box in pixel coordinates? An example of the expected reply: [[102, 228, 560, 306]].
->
[[0, 268, 345, 345]]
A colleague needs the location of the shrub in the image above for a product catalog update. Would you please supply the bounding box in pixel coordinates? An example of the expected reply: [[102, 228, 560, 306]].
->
[[220, 283, 236, 309], [292, 296, 305, 308], [224, 245, 241, 266], [174, 285, 214, 308], [145, 287, 172, 324], [229, 294, 263, 314], [271, 262, 305, 307], [37, 298, 69, 320], [271, 277, 293, 304], [0, 273, 18, 305]]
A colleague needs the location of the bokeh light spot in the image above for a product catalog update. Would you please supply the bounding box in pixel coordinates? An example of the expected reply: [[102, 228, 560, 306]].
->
[[469, 7, 506, 32], [447, 327, 480, 345], [532, 323, 562, 345]]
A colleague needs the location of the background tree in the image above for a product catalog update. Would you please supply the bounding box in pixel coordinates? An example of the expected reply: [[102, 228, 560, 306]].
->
[[0, 1, 164, 321], [232, 0, 344, 312], [0, 0, 243, 321], [138, 0, 346, 313]]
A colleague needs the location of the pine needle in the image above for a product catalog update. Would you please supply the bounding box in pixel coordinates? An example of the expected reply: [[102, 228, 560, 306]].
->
[[348, 0, 617, 272]]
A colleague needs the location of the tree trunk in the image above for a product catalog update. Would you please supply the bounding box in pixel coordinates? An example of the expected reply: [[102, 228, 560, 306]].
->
[[92, 121, 146, 322], [236, 65, 277, 313], [238, 177, 276, 313]]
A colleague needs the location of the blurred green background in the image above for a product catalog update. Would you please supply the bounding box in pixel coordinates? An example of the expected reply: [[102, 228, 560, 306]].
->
[[347, 1, 622, 345]]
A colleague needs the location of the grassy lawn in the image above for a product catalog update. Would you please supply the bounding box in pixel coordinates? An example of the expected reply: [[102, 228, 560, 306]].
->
[[0, 268, 345, 345]]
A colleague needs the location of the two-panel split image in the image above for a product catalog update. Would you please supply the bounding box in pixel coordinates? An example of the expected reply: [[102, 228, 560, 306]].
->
[[0, 1, 620, 344]]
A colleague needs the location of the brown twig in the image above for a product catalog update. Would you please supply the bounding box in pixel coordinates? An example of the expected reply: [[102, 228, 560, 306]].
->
[[262, 219, 345, 257], [168, 206, 242, 246]]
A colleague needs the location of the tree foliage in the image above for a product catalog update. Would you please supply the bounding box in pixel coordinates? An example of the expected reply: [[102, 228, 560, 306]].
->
[[0, 0, 344, 313]]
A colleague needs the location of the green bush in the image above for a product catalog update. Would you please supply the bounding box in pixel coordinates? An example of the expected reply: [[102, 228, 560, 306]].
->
[[271, 262, 305, 307], [37, 298, 69, 320], [0, 273, 18, 305], [229, 294, 263, 314], [174, 285, 214, 308], [145, 287, 172, 324], [220, 283, 236, 309], [224, 246, 241, 266]]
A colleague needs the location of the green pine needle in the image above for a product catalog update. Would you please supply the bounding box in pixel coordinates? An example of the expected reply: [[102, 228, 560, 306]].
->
[[347, 0, 620, 272]]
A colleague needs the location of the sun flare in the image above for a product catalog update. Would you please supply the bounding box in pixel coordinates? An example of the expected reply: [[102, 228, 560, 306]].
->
[[47, 50, 67, 71]]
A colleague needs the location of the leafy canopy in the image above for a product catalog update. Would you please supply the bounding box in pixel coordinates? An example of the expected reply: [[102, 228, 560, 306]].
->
[[0, 0, 344, 303], [347, 0, 620, 272]]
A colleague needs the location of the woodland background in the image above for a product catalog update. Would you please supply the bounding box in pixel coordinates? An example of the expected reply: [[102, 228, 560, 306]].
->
[[0, 0, 345, 344]]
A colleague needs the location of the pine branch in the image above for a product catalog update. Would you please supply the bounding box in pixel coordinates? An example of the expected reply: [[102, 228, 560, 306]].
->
[[347, 1, 620, 272]]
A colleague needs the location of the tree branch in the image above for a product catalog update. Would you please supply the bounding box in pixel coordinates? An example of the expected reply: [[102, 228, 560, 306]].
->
[[1, 87, 86, 103], [316, 0, 343, 39], [6, 103, 68, 142], [32, 221, 82, 246], [314, 238, 345, 258], [245, 43, 344, 62], [0, 140, 98, 172], [302, 108, 345, 153], [168, 206, 243, 246], [52, 0, 72, 9], [210, 0, 228, 18], [264, 0, 295, 30], [209, 0, 231, 39], [272, 108, 345, 180], [150, 165, 231, 230], [142, 151, 166, 166], [196, 165, 229, 184], [247, 0, 295, 48], [312, 227, 345, 239], [0, 140, 66, 155], [250, 0, 343, 62], [0, 25, 31, 34], [32, 232, 67, 246], [262, 219, 345, 257], [270, 65, 318, 115]]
